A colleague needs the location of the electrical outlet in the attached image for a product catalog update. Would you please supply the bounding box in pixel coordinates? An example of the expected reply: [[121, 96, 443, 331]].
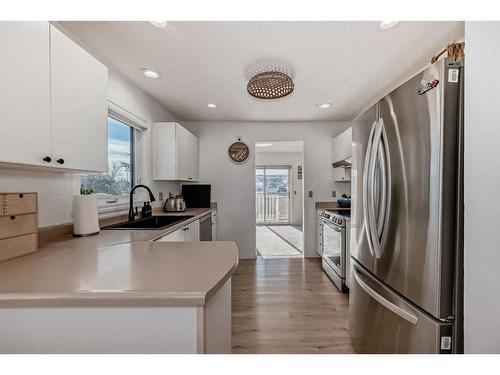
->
[[308, 190, 313, 198], [332, 191, 337, 198], [158, 192, 164, 201]]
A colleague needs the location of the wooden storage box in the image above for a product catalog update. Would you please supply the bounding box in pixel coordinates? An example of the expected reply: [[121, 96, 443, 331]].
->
[[0, 193, 38, 262]]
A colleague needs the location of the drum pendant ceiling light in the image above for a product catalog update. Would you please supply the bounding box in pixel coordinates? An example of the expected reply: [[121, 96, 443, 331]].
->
[[247, 65, 294, 99]]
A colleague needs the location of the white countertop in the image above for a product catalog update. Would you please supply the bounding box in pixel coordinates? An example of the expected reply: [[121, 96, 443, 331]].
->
[[0, 208, 239, 307]]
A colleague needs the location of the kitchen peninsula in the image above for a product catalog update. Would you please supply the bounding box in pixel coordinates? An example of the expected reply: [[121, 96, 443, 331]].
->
[[0, 209, 238, 354]]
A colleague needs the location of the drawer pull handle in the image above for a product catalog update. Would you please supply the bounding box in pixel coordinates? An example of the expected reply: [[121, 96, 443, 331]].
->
[[10, 216, 16, 220], [56, 158, 65, 165], [19, 193, 24, 198], [42, 156, 52, 163]]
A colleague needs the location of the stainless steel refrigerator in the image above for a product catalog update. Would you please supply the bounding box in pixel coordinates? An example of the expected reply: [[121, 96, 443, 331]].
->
[[349, 57, 464, 354]]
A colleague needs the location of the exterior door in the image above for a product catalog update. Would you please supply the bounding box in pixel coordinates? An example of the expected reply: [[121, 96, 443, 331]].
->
[[256, 166, 291, 224]]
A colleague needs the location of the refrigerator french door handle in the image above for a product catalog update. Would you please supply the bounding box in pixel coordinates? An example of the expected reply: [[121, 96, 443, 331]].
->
[[376, 134, 387, 238], [353, 267, 418, 325], [368, 120, 384, 259], [362, 121, 377, 257], [379, 119, 392, 248]]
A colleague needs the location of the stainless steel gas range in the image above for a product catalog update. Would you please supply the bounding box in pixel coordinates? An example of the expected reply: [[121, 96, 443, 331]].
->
[[320, 210, 349, 293]]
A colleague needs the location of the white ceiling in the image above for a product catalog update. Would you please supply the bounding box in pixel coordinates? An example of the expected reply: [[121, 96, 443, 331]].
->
[[255, 141, 304, 153], [60, 21, 464, 122]]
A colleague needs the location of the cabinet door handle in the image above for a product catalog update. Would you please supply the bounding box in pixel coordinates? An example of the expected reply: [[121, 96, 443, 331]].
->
[[188, 177, 193, 180], [56, 158, 65, 165], [42, 156, 52, 163]]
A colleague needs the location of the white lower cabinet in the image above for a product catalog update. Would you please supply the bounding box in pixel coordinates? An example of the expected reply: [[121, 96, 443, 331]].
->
[[157, 219, 200, 242], [184, 220, 200, 241], [157, 229, 184, 242]]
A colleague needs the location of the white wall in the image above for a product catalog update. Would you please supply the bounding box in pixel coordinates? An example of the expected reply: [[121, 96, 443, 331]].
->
[[182, 121, 352, 259], [464, 22, 500, 353], [255, 151, 304, 226], [0, 67, 178, 228], [108, 69, 180, 202], [331, 127, 352, 198]]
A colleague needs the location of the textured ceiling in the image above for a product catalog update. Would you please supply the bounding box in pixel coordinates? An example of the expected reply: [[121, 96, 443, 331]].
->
[[60, 21, 464, 121]]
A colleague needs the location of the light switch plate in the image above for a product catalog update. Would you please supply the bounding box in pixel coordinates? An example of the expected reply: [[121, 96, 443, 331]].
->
[[332, 191, 337, 198], [308, 190, 313, 198], [158, 192, 164, 201]]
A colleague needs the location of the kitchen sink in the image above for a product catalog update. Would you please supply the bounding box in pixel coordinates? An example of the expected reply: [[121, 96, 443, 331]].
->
[[103, 215, 194, 230]]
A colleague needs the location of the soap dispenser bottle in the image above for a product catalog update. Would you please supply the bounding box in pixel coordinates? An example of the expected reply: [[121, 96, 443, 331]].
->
[[141, 201, 152, 218]]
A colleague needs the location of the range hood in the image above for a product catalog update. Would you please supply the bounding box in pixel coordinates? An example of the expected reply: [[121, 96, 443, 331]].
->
[[332, 157, 352, 168]]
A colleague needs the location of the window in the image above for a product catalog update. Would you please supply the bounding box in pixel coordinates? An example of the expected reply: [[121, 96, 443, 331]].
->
[[81, 116, 134, 201]]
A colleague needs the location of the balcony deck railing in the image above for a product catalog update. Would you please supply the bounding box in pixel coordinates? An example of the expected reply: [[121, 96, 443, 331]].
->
[[256, 193, 289, 223]]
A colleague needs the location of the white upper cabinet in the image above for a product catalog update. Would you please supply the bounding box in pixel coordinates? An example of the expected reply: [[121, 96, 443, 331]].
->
[[153, 122, 199, 181], [50, 26, 108, 172], [0, 22, 51, 167], [0, 22, 108, 172], [333, 166, 351, 182]]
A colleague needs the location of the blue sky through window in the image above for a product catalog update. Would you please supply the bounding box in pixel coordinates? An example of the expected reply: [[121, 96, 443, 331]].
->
[[81, 117, 133, 196]]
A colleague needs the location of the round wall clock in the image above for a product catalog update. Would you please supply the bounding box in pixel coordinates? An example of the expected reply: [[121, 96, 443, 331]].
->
[[228, 141, 250, 164]]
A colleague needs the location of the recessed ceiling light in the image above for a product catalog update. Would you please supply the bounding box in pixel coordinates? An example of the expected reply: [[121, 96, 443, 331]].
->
[[380, 21, 399, 29], [207, 103, 217, 109], [256, 143, 273, 148], [316, 103, 332, 109], [150, 21, 168, 28], [142, 68, 159, 79]]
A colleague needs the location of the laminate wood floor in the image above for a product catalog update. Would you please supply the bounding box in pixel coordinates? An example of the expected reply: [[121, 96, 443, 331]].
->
[[231, 257, 354, 354]]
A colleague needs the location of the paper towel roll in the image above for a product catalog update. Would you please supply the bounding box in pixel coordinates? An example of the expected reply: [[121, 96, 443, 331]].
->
[[73, 194, 100, 236]]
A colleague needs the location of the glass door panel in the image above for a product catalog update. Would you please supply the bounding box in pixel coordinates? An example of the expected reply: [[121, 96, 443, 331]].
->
[[256, 168, 265, 223], [256, 166, 290, 224]]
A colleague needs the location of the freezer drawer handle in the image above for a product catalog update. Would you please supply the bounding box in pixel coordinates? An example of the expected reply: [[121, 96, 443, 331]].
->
[[353, 268, 418, 325]]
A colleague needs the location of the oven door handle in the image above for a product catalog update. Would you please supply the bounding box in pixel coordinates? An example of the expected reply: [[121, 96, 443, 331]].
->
[[353, 267, 418, 325]]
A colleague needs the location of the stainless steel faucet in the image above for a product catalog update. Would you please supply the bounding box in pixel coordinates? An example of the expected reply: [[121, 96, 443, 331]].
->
[[128, 184, 156, 221]]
